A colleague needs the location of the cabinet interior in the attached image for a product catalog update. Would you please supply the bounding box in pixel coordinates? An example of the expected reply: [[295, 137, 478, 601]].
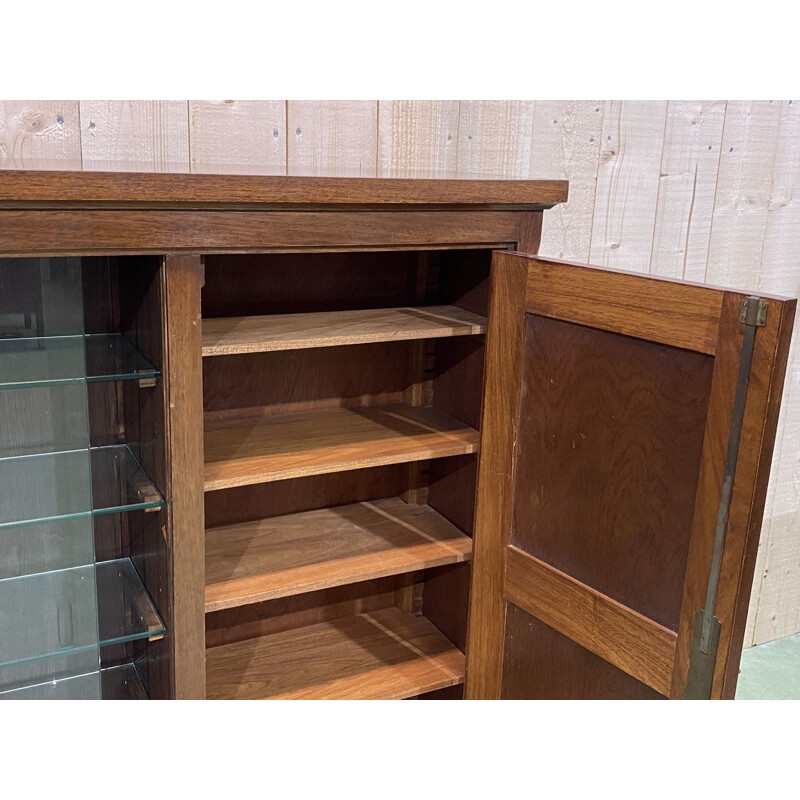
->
[[201, 248, 494, 700], [0, 256, 171, 700], [84, 256, 172, 701]]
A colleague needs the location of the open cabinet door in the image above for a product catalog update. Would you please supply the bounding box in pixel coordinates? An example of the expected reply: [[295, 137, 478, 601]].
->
[[466, 252, 795, 700]]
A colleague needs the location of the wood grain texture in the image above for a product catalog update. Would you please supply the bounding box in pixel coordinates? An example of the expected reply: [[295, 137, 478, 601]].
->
[[457, 101, 535, 179], [205, 576, 404, 647], [288, 101, 377, 177], [205, 497, 472, 611], [378, 101, 459, 177], [202, 250, 419, 318], [201, 305, 486, 356], [590, 101, 668, 271], [205, 607, 464, 700], [163, 255, 206, 699], [0, 210, 524, 257], [465, 251, 528, 699], [3, 100, 798, 648], [471, 250, 793, 699], [0, 101, 82, 166], [79, 101, 189, 172], [532, 101, 604, 261], [202, 339, 415, 422], [501, 604, 665, 700], [204, 464, 411, 529], [516, 211, 543, 254], [649, 101, 726, 281], [672, 292, 796, 698], [188, 101, 286, 175], [718, 293, 795, 695], [204, 403, 479, 491], [511, 313, 714, 631], [523, 254, 724, 354], [504, 546, 677, 696], [0, 170, 568, 209]]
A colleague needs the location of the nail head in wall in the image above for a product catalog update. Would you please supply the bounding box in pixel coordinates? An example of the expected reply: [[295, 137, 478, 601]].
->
[[56, 116, 64, 126], [296, 128, 301, 136], [273, 129, 279, 138]]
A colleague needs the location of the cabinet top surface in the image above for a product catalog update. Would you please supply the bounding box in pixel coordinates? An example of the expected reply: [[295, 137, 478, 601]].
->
[[0, 166, 568, 210]]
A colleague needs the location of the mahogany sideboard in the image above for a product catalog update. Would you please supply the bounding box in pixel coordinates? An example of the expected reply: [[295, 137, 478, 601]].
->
[[0, 171, 793, 700]]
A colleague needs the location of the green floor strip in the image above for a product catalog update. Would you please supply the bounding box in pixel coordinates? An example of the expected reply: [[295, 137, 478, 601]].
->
[[736, 632, 800, 699]]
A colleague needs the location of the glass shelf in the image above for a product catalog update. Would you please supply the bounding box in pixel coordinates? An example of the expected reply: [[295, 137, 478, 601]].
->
[[95, 558, 166, 647], [0, 663, 147, 700], [0, 444, 164, 530], [99, 663, 148, 700], [0, 668, 101, 700], [0, 333, 160, 390], [0, 558, 165, 675]]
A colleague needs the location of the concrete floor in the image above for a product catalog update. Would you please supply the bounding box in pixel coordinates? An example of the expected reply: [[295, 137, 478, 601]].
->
[[736, 632, 800, 699]]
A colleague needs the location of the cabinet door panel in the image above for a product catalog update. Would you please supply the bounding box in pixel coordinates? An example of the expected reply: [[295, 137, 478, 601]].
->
[[467, 252, 795, 700]]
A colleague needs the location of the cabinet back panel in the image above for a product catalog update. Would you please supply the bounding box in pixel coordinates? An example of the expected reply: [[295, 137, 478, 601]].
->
[[203, 341, 417, 422], [205, 576, 408, 646], [204, 464, 413, 528], [202, 249, 494, 317], [511, 315, 714, 632], [203, 251, 419, 317], [500, 604, 665, 700]]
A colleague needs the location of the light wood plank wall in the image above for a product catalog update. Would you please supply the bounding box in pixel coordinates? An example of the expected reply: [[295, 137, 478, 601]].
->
[[2, 99, 799, 647]]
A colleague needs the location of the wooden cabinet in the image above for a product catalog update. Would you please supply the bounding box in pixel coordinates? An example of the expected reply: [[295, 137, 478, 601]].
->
[[0, 171, 792, 700]]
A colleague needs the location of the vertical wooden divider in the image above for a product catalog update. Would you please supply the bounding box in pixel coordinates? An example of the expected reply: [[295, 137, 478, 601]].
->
[[465, 252, 529, 698], [164, 254, 206, 699]]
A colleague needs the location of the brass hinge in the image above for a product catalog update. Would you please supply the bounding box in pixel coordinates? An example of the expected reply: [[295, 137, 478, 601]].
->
[[739, 297, 768, 327], [685, 296, 767, 699]]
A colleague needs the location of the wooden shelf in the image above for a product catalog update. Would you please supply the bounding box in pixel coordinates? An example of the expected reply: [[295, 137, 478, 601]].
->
[[202, 305, 487, 356], [205, 607, 465, 700], [204, 403, 479, 491], [205, 497, 473, 611]]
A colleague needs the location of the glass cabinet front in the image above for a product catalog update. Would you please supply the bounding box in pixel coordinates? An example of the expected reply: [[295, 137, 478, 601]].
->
[[0, 257, 166, 700]]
